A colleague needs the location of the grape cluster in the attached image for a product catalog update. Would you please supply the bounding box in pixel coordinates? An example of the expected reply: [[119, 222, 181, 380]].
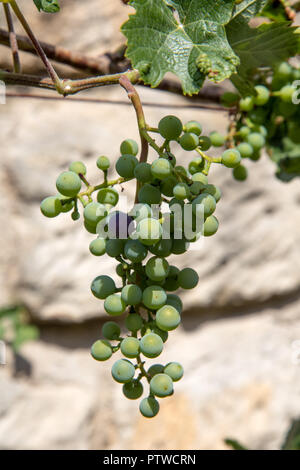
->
[[40, 111, 250, 418]]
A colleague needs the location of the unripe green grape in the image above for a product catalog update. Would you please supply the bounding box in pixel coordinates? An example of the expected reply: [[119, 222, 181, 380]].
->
[[192, 193, 216, 217], [250, 150, 261, 161], [274, 62, 292, 81], [111, 359, 135, 383], [210, 131, 225, 147], [140, 332, 163, 358], [164, 362, 184, 382], [40, 196, 62, 218], [84, 202, 107, 224], [123, 380, 143, 400], [156, 305, 181, 331], [173, 183, 190, 200], [116, 155, 138, 179], [150, 325, 169, 343], [139, 396, 159, 418], [191, 172, 208, 185], [120, 139, 138, 156], [151, 158, 173, 179], [162, 151, 177, 166], [248, 108, 267, 125], [72, 211, 80, 221], [246, 132, 265, 151], [158, 115, 183, 140], [125, 313, 144, 332], [203, 184, 221, 203], [148, 364, 164, 377], [97, 188, 119, 207], [102, 321, 121, 340], [91, 339, 112, 361], [146, 257, 170, 282], [150, 373, 173, 397], [124, 239, 148, 263], [91, 275, 116, 299], [96, 156, 110, 171], [163, 266, 180, 292], [120, 337, 140, 358], [278, 101, 297, 118], [198, 136, 211, 151], [179, 132, 199, 151], [57, 193, 74, 213], [189, 181, 203, 196], [175, 165, 188, 179], [104, 294, 127, 316], [171, 238, 190, 255], [69, 161, 87, 175], [138, 184, 161, 205], [221, 149, 241, 168], [160, 176, 178, 197], [56, 171, 82, 197], [237, 142, 254, 159], [89, 237, 106, 256], [136, 218, 162, 246], [184, 120, 202, 136], [116, 263, 127, 277], [188, 157, 204, 175], [233, 164, 248, 181], [142, 285, 167, 310], [84, 219, 97, 234], [254, 85, 270, 106], [169, 197, 184, 209], [204, 215, 219, 236], [105, 239, 125, 258], [238, 126, 251, 139], [134, 162, 153, 183], [149, 239, 172, 258], [166, 294, 183, 314], [239, 96, 254, 112], [121, 284, 142, 305], [277, 85, 296, 103], [178, 268, 199, 289]]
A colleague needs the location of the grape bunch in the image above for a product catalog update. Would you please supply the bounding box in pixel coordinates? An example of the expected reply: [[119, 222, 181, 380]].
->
[[40, 111, 248, 418]]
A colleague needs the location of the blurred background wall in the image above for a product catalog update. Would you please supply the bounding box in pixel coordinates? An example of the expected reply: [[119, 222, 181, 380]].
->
[[0, 0, 299, 450]]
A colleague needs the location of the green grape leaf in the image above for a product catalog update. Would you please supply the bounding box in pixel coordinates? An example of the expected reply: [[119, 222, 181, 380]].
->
[[121, 0, 240, 95], [281, 419, 300, 450], [33, 0, 60, 13], [269, 139, 300, 182], [12, 325, 39, 352], [230, 0, 269, 24]]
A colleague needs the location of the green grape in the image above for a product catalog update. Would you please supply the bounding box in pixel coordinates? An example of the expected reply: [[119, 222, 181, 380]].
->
[[84, 219, 97, 234], [146, 257, 170, 282], [191, 172, 208, 185], [105, 239, 125, 258], [156, 305, 181, 331], [69, 161, 87, 175], [239, 96, 254, 112], [203, 184, 221, 203], [111, 359, 135, 383], [210, 131, 225, 147], [120, 337, 140, 358], [142, 285, 167, 310], [116, 263, 127, 277], [123, 380, 143, 400], [138, 184, 161, 205], [250, 151, 261, 161], [140, 333, 163, 358], [238, 126, 251, 139], [148, 364, 164, 377], [56, 171, 82, 198], [277, 85, 296, 103], [162, 151, 177, 166], [89, 237, 106, 256], [130, 203, 152, 223], [104, 294, 127, 316], [237, 142, 254, 159], [204, 215, 219, 236], [102, 321, 121, 340], [246, 133, 265, 151], [166, 294, 183, 314], [125, 313, 144, 332], [121, 284, 142, 305], [91, 339, 112, 361], [150, 373, 173, 397], [96, 156, 110, 171], [173, 183, 190, 200], [149, 239, 172, 258], [169, 197, 184, 209], [175, 165, 188, 179], [171, 238, 190, 255], [254, 85, 270, 106], [160, 176, 178, 197], [198, 136, 211, 151], [91, 275, 116, 299], [84, 202, 107, 224], [139, 396, 159, 418], [274, 62, 292, 81], [163, 266, 180, 292], [116, 155, 138, 179], [72, 211, 80, 221], [120, 139, 138, 156], [97, 188, 119, 207], [134, 162, 153, 183], [184, 120, 202, 136], [150, 325, 169, 343], [221, 149, 241, 168], [188, 157, 204, 175], [124, 239, 147, 263], [151, 158, 173, 179], [158, 115, 183, 141], [192, 193, 216, 217], [57, 193, 74, 213], [278, 101, 297, 118], [248, 108, 267, 125], [136, 218, 162, 246], [178, 268, 199, 289], [179, 132, 199, 151], [189, 181, 203, 196], [233, 164, 248, 181], [40, 196, 62, 218], [164, 362, 184, 382]]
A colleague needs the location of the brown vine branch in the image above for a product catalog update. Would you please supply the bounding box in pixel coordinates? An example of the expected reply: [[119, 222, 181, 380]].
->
[[3, 4, 21, 73]]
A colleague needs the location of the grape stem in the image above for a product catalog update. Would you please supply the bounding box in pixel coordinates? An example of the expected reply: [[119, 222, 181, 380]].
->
[[3, 3, 21, 74]]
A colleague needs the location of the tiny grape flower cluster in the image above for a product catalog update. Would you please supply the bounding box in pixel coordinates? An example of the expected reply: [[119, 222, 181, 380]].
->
[[40, 112, 245, 417]]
